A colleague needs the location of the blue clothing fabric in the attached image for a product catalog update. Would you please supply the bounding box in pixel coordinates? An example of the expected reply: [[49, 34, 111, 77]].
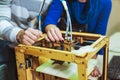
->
[[69, 0, 100, 24], [43, 0, 112, 55], [43, 0, 112, 35]]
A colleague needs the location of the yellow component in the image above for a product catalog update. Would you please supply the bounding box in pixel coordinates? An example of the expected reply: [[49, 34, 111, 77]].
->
[[38, 57, 49, 64], [15, 31, 109, 80]]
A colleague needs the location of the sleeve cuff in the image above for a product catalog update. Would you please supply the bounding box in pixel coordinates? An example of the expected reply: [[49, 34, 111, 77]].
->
[[10, 27, 22, 43]]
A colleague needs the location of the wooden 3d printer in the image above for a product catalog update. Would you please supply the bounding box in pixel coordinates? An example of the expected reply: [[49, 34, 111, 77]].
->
[[15, 31, 109, 80]]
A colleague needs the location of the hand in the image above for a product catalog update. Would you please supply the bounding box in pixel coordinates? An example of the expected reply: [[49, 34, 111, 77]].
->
[[45, 24, 64, 42], [17, 28, 42, 45], [90, 54, 101, 77]]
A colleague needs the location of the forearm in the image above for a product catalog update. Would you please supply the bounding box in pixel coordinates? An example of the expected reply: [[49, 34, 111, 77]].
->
[[0, 20, 22, 43], [0, 0, 22, 43], [43, 0, 63, 31]]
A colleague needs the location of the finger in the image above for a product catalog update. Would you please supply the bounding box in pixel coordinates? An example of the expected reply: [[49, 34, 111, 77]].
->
[[55, 28, 64, 41], [47, 31, 55, 42], [32, 30, 42, 38], [91, 67, 100, 77], [22, 39, 32, 46], [25, 30, 38, 41], [38, 30, 42, 37], [94, 70, 98, 77], [28, 28, 42, 38], [45, 36, 50, 42], [23, 35, 35, 45], [50, 28, 59, 41], [96, 68, 101, 77], [90, 72, 94, 77]]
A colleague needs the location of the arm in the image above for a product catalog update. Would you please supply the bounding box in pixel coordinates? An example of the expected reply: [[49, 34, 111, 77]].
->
[[94, 0, 112, 35], [0, 0, 42, 45], [93, 0, 112, 55], [43, 0, 63, 30], [43, 0, 64, 42], [0, 0, 22, 43]]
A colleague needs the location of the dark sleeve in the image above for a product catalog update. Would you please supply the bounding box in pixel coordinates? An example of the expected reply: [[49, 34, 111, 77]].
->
[[94, 0, 112, 35], [42, 0, 63, 31]]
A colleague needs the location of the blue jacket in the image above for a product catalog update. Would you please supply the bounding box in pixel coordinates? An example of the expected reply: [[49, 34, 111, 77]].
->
[[43, 0, 112, 35]]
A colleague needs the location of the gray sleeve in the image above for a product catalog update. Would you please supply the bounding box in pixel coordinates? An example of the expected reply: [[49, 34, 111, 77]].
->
[[0, 0, 12, 18], [0, 0, 22, 43], [0, 20, 22, 43]]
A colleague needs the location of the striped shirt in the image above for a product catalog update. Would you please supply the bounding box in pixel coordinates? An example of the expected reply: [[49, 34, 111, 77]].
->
[[0, 0, 52, 43]]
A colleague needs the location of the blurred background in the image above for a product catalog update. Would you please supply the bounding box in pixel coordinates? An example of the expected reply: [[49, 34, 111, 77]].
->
[[106, 0, 120, 62]]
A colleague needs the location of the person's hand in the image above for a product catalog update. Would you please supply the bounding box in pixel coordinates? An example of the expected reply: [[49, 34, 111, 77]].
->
[[90, 54, 101, 77], [45, 24, 64, 42], [17, 28, 42, 45]]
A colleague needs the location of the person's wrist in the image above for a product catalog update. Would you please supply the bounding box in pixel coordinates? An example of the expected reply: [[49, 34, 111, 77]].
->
[[16, 30, 25, 43], [45, 24, 56, 32]]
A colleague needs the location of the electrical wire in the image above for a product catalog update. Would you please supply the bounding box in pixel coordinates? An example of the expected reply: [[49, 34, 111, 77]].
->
[[38, 0, 46, 31], [60, 0, 73, 41], [39, 0, 46, 15]]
